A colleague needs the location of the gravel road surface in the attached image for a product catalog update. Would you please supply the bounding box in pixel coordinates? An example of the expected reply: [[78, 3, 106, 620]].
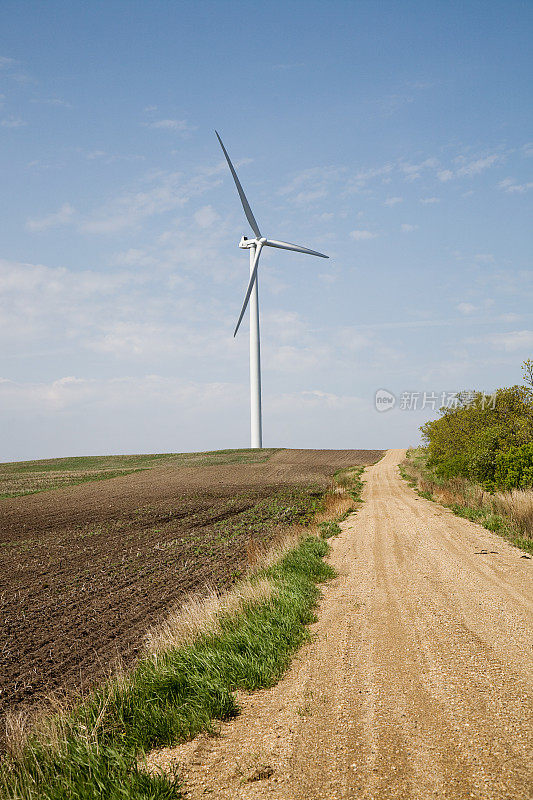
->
[[148, 449, 533, 799]]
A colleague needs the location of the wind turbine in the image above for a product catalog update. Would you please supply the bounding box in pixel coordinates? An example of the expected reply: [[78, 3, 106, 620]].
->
[[215, 131, 329, 449]]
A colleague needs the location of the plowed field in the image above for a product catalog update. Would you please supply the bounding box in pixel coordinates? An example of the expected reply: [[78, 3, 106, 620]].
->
[[0, 448, 381, 738]]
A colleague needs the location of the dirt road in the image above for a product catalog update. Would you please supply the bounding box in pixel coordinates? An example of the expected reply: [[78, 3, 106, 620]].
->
[[149, 449, 533, 799]]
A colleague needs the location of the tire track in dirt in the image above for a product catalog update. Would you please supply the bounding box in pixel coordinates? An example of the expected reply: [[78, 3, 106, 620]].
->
[[146, 449, 533, 800]]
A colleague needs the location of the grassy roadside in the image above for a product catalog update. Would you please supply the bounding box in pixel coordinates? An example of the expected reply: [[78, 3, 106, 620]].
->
[[316, 467, 364, 540], [0, 468, 365, 799], [400, 450, 533, 555]]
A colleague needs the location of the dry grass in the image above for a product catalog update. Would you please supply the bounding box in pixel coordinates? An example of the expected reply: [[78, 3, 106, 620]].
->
[[401, 455, 533, 539], [312, 490, 354, 525], [432, 487, 457, 506], [492, 489, 533, 536], [145, 578, 274, 654], [4, 695, 76, 761], [145, 479, 356, 656], [3, 710, 31, 761], [3, 661, 130, 761]]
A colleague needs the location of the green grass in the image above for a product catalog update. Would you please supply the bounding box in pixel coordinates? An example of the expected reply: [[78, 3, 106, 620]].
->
[[212, 486, 325, 541], [448, 504, 533, 553], [0, 469, 147, 499], [317, 520, 342, 538], [0, 537, 333, 799], [400, 451, 533, 555], [334, 466, 364, 497], [334, 466, 365, 513], [2, 449, 279, 474], [0, 449, 280, 499]]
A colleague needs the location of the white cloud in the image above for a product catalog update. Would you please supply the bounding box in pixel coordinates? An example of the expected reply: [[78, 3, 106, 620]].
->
[[438, 153, 502, 183], [499, 177, 533, 194], [1, 116, 26, 128], [457, 302, 476, 314], [268, 389, 365, 412], [483, 330, 533, 351], [272, 62, 305, 71], [498, 313, 520, 323], [0, 258, 140, 298], [263, 311, 309, 343], [81, 169, 222, 234], [0, 257, 149, 348], [144, 118, 194, 133], [277, 147, 509, 207], [266, 344, 324, 373], [110, 248, 158, 268], [0, 254, 239, 377], [194, 205, 220, 229], [455, 153, 500, 177], [347, 163, 393, 193], [399, 158, 438, 182], [292, 189, 328, 204], [379, 92, 414, 116], [26, 157, 66, 172], [0, 56, 16, 68], [279, 166, 341, 203], [401, 223, 418, 233], [350, 230, 377, 241], [87, 321, 216, 359], [0, 375, 242, 413], [26, 203, 76, 232], [85, 150, 144, 164], [0, 376, 89, 411], [437, 169, 453, 182], [30, 97, 72, 108], [338, 328, 373, 352]]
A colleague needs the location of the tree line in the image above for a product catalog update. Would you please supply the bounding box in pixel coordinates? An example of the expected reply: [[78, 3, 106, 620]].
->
[[421, 360, 533, 490]]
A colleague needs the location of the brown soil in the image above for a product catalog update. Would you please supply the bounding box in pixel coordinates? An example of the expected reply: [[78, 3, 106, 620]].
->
[[0, 448, 380, 738], [146, 450, 533, 800]]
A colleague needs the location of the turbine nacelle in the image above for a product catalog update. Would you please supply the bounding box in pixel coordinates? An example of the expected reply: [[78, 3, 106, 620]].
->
[[239, 235, 260, 249]]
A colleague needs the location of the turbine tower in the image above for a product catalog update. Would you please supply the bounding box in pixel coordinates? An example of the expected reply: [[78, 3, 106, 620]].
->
[[216, 132, 329, 448]]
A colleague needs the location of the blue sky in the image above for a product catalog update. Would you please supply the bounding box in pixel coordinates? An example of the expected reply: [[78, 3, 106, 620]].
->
[[0, 0, 531, 460]]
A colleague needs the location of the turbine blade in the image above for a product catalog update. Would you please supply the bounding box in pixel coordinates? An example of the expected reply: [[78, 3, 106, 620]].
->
[[234, 245, 262, 337], [264, 239, 329, 258], [215, 131, 261, 238]]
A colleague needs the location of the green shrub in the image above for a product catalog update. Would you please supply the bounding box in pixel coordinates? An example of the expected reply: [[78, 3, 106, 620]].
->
[[494, 442, 533, 490], [421, 384, 533, 488]]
